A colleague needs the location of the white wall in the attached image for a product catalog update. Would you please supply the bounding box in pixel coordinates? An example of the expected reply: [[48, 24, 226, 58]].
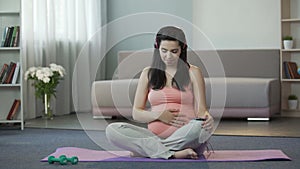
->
[[0, 0, 20, 11], [192, 0, 281, 49], [105, 0, 193, 79]]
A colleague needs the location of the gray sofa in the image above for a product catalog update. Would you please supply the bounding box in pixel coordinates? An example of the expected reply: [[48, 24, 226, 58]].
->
[[91, 50, 280, 120]]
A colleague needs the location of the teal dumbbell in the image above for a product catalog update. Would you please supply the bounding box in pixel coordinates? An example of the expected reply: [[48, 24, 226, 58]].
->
[[48, 155, 68, 165], [59, 155, 79, 165]]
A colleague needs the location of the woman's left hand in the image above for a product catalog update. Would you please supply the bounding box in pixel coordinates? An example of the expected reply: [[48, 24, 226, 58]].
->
[[201, 114, 214, 133]]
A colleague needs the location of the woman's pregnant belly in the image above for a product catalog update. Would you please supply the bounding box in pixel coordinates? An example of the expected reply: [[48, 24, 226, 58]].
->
[[148, 103, 196, 138]]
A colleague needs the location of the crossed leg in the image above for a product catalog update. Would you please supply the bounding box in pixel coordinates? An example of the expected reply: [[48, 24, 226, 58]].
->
[[105, 120, 211, 159]]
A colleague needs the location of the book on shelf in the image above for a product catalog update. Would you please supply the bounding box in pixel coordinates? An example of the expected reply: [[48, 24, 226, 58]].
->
[[1, 26, 20, 47], [0, 63, 9, 83], [11, 62, 20, 84], [3, 62, 16, 84], [283, 62, 291, 79], [13, 26, 20, 47], [10, 26, 18, 47], [6, 99, 21, 120], [1, 27, 8, 47], [283, 61, 300, 79], [0, 62, 19, 84], [3, 26, 13, 47]]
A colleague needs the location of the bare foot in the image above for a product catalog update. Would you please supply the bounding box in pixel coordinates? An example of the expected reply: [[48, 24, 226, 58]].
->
[[130, 152, 143, 158], [173, 148, 198, 159]]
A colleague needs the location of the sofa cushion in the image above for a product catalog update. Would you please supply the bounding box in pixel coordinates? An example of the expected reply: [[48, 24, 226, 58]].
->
[[205, 77, 279, 108]]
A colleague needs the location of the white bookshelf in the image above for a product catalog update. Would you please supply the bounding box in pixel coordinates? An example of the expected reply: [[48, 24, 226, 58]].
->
[[0, 0, 23, 130], [280, 0, 300, 115]]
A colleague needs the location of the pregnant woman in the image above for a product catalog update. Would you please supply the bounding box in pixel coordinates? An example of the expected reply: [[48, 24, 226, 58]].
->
[[106, 26, 214, 159]]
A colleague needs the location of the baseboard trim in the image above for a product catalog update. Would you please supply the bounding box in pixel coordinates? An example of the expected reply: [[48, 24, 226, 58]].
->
[[93, 115, 113, 119], [247, 118, 270, 121]]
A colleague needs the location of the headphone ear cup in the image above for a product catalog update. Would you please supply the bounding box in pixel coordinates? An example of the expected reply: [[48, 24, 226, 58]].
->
[[154, 39, 158, 49]]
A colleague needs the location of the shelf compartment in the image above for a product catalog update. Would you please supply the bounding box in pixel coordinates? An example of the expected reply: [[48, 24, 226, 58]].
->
[[281, 49, 300, 52], [0, 84, 21, 87], [0, 119, 22, 123], [281, 18, 300, 22], [281, 79, 300, 82], [0, 11, 19, 15], [0, 47, 21, 51], [281, 110, 300, 117]]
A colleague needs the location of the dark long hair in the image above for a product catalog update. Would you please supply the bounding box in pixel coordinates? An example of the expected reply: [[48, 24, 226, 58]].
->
[[148, 26, 190, 91]]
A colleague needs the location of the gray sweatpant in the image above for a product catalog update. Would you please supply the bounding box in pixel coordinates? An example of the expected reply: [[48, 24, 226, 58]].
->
[[105, 119, 211, 159]]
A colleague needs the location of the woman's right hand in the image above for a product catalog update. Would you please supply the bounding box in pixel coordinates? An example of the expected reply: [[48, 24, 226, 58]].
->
[[158, 109, 187, 127]]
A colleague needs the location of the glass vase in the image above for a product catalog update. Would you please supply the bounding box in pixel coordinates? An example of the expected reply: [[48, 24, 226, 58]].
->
[[43, 93, 53, 120]]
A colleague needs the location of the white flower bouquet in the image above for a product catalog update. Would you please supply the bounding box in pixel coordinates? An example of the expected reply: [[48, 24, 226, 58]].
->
[[24, 63, 66, 99]]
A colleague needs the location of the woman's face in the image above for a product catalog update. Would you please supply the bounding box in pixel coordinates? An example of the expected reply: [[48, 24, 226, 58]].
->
[[159, 40, 181, 67]]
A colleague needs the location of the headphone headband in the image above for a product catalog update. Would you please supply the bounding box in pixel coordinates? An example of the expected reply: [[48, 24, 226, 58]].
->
[[154, 38, 187, 49]]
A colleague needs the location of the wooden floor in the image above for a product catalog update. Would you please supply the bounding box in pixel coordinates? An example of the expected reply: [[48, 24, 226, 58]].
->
[[214, 117, 300, 137], [24, 113, 300, 137]]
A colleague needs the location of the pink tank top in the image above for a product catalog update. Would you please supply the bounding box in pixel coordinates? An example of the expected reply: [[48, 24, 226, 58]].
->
[[147, 87, 196, 138]]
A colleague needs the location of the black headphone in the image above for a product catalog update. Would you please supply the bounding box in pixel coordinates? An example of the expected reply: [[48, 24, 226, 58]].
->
[[154, 38, 159, 49]]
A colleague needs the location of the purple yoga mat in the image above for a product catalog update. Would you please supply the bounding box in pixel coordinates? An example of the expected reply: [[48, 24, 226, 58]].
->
[[41, 147, 291, 162]]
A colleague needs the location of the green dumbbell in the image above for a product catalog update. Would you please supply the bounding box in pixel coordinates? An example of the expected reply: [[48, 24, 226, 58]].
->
[[59, 155, 79, 165], [48, 155, 68, 165]]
